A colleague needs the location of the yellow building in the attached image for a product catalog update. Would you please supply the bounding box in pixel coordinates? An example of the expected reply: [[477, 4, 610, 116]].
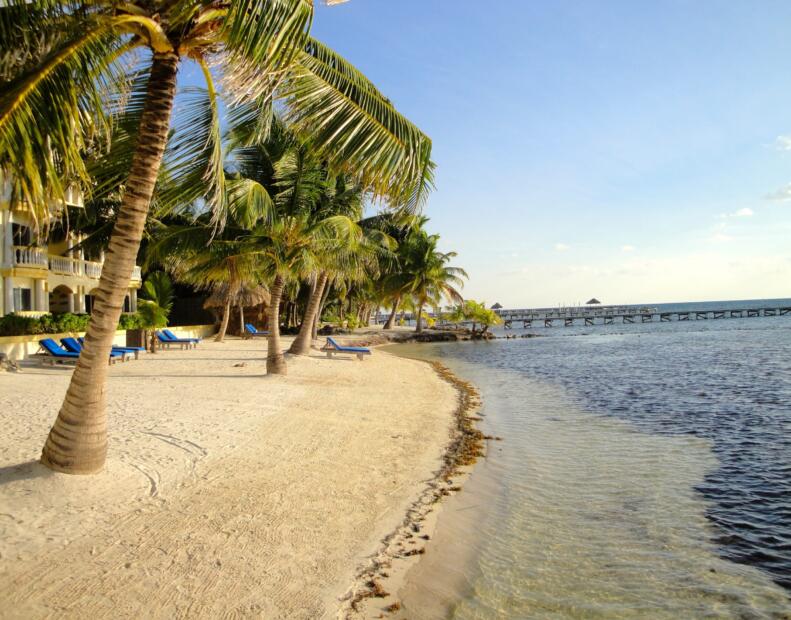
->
[[0, 178, 142, 317]]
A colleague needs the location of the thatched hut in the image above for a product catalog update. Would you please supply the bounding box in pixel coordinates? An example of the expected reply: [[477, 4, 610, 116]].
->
[[204, 284, 270, 338]]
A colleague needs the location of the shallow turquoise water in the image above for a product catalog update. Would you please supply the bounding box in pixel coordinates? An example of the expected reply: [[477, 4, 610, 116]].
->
[[392, 302, 791, 619]]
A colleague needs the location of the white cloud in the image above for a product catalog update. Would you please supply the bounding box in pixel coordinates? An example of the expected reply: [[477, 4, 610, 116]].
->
[[765, 184, 791, 202], [719, 207, 754, 219], [621, 245, 636, 252], [708, 222, 732, 243], [776, 135, 791, 150], [554, 243, 570, 252]]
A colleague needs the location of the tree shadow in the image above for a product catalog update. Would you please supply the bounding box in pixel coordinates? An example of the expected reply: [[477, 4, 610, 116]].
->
[[0, 459, 55, 487]]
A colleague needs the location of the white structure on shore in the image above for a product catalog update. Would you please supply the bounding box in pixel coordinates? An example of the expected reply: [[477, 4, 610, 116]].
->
[[0, 177, 142, 317]]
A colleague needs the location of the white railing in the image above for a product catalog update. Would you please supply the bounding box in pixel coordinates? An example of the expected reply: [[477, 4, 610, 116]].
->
[[84, 261, 103, 279], [49, 255, 82, 276], [131, 266, 142, 281], [13, 245, 48, 268]]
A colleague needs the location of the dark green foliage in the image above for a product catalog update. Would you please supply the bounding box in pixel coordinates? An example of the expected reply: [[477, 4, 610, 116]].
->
[[0, 312, 142, 336]]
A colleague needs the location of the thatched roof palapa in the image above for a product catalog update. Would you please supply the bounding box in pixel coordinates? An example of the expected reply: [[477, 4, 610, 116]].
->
[[203, 284, 270, 309], [491, 302, 503, 309], [586, 298, 601, 305]]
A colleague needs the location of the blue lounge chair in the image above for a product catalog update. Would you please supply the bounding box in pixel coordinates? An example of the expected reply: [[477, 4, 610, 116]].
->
[[245, 323, 270, 337], [321, 337, 372, 361], [156, 331, 196, 350], [163, 329, 201, 345], [38, 338, 80, 365], [61, 337, 129, 363], [78, 337, 145, 360]]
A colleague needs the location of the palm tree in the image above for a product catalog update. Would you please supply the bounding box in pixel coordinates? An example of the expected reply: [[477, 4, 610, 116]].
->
[[1, 0, 433, 473], [137, 272, 174, 352], [395, 226, 467, 333]]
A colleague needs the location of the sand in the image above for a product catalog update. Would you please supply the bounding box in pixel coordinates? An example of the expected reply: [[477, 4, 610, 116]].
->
[[0, 336, 459, 619]]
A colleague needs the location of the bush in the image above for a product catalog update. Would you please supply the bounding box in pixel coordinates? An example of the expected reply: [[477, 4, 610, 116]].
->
[[0, 312, 141, 337]]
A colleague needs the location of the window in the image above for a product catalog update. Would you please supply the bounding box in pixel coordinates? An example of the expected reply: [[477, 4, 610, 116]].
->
[[11, 224, 31, 246], [13, 288, 32, 311]]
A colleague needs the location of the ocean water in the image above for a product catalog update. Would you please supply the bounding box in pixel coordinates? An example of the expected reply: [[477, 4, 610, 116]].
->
[[392, 299, 791, 619]]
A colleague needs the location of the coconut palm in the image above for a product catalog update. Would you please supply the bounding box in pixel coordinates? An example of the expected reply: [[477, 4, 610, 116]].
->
[[137, 272, 174, 352], [394, 226, 467, 333], [1, 0, 433, 473]]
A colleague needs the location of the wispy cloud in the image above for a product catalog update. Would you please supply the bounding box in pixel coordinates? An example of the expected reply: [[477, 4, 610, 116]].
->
[[765, 184, 791, 202], [554, 243, 570, 252], [621, 245, 636, 252], [776, 135, 791, 151], [708, 222, 732, 243], [719, 207, 754, 218]]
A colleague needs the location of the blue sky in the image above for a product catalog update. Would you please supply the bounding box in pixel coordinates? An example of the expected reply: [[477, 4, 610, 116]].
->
[[308, 1, 791, 307]]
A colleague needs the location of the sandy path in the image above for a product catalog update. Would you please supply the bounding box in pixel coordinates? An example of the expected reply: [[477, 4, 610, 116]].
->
[[0, 337, 457, 619]]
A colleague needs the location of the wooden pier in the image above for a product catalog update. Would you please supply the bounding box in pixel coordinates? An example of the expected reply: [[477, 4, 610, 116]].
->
[[482, 305, 791, 329]]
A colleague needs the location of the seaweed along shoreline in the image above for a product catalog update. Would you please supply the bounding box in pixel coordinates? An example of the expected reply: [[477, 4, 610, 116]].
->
[[339, 358, 486, 618]]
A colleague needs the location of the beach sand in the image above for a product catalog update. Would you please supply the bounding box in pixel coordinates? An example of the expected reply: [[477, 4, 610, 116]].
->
[[0, 337, 459, 619]]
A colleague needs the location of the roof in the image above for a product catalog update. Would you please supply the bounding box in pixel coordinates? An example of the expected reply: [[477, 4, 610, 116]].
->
[[491, 302, 503, 309], [586, 298, 601, 305]]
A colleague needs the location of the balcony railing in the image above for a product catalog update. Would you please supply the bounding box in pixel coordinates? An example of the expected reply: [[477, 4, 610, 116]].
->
[[49, 254, 82, 276], [10, 245, 141, 282], [13, 245, 48, 268]]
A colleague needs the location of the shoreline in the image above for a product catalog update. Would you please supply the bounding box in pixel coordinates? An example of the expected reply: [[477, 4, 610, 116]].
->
[[340, 358, 484, 618], [0, 336, 470, 618]]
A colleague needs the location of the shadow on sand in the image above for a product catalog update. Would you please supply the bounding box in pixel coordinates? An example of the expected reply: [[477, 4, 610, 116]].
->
[[0, 459, 56, 487]]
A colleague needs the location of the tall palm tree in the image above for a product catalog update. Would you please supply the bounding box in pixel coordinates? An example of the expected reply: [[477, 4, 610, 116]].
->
[[392, 225, 467, 333], [1, 0, 432, 474]]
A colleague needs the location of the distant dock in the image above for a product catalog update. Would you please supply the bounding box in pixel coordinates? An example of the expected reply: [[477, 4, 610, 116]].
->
[[436, 304, 791, 329]]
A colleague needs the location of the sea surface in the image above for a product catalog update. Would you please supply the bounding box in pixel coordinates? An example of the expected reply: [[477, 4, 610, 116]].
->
[[391, 299, 791, 619]]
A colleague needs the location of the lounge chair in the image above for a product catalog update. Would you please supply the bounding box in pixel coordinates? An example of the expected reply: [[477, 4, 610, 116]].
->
[[61, 337, 129, 362], [244, 323, 270, 337], [37, 338, 80, 365], [78, 337, 145, 360], [163, 329, 201, 345], [156, 331, 196, 350], [321, 337, 372, 361]]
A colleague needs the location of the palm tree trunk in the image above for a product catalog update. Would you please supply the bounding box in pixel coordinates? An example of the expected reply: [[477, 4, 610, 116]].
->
[[239, 304, 245, 335], [40, 53, 179, 475], [289, 272, 327, 355], [415, 302, 425, 333], [384, 298, 399, 330], [312, 280, 331, 340], [266, 275, 287, 375], [215, 299, 231, 342]]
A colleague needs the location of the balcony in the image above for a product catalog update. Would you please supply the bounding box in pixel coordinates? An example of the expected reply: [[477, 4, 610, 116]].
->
[[11, 247, 141, 282], [12, 245, 48, 269]]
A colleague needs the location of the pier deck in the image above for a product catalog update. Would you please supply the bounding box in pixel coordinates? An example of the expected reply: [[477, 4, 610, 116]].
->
[[441, 306, 791, 329]]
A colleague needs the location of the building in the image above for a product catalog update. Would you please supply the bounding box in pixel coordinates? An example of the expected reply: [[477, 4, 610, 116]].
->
[[0, 177, 142, 317]]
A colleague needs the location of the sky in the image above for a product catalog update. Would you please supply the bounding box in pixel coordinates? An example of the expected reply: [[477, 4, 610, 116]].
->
[[307, 1, 791, 307]]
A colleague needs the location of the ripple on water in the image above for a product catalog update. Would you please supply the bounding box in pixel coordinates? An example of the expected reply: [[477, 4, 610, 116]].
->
[[391, 326, 791, 619]]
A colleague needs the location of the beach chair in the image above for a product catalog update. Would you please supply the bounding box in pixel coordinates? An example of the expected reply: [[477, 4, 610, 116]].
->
[[78, 337, 145, 360], [37, 338, 80, 365], [244, 323, 270, 338], [163, 329, 201, 346], [321, 337, 372, 361], [156, 331, 196, 350], [61, 337, 129, 363]]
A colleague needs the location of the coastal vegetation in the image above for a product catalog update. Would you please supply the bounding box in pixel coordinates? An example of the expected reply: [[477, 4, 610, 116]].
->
[[0, 0, 466, 474], [446, 300, 502, 338]]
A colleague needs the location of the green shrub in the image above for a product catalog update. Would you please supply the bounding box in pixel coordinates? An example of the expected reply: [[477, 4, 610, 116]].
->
[[0, 312, 141, 337], [0, 314, 44, 336]]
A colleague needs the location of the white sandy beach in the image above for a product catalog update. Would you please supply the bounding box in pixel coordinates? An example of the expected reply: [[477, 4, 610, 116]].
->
[[0, 337, 458, 619]]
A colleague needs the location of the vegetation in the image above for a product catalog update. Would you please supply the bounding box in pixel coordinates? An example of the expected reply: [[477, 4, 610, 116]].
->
[[0, 313, 141, 337], [446, 300, 502, 338], [1, 0, 434, 474], [137, 272, 174, 352]]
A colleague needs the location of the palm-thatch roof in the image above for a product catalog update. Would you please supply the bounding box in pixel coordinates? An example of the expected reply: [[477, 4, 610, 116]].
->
[[586, 298, 601, 305], [203, 284, 270, 309], [491, 302, 503, 309]]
